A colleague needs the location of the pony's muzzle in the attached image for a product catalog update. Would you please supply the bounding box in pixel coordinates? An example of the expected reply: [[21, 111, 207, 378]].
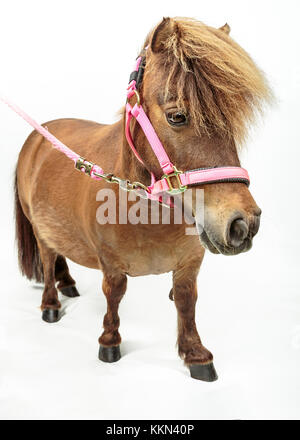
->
[[196, 206, 262, 256]]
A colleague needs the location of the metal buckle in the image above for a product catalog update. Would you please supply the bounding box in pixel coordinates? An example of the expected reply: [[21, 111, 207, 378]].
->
[[75, 157, 94, 176], [162, 166, 187, 195]]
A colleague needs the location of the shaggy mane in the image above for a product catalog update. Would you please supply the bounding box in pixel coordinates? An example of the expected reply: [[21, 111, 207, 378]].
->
[[145, 17, 272, 146]]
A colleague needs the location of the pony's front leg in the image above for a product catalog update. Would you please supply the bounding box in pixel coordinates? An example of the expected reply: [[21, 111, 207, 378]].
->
[[98, 270, 127, 363], [173, 266, 218, 382]]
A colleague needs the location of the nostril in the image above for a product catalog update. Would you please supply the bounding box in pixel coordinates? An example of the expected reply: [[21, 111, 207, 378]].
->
[[228, 218, 249, 248], [254, 207, 262, 217]]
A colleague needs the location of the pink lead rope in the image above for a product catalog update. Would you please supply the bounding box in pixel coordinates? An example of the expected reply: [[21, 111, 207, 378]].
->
[[0, 94, 105, 181], [0, 54, 250, 204]]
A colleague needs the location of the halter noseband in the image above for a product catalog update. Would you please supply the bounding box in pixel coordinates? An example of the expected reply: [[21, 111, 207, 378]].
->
[[124, 55, 250, 203]]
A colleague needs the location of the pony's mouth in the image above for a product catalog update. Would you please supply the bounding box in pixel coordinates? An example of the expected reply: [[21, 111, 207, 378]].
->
[[196, 224, 253, 256]]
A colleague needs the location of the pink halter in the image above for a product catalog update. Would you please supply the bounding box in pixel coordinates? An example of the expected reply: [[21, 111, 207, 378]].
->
[[0, 53, 250, 204], [125, 55, 249, 202]]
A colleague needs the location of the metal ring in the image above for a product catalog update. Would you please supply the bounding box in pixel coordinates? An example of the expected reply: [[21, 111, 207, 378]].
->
[[133, 90, 141, 106], [127, 89, 141, 107]]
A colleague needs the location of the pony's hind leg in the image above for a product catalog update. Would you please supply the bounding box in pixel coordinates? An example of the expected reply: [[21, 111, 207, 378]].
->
[[34, 233, 61, 323], [173, 265, 218, 382], [98, 268, 127, 363], [55, 255, 80, 298]]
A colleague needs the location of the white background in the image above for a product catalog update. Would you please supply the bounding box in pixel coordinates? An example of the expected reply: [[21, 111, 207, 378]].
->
[[0, 0, 299, 420]]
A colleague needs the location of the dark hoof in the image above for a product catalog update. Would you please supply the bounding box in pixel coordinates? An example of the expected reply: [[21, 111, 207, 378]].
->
[[42, 309, 60, 323], [59, 285, 80, 298], [98, 345, 121, 363], [189, 363, 218, 382]]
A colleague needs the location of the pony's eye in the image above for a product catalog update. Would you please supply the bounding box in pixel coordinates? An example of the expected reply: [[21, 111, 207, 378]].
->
[[166, 111, 187, 126]]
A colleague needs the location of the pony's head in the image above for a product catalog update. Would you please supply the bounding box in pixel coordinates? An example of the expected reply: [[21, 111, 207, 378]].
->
[[132, 17, 272, 255]]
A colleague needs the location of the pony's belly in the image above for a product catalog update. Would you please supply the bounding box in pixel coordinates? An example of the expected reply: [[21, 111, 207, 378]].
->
[[126, 248, 177, 276], [91, 221, 203, 276], [113, 228, 200, 277]]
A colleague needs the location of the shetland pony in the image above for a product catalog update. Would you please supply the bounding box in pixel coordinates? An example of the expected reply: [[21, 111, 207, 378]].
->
[[15, 18, 270, 381]]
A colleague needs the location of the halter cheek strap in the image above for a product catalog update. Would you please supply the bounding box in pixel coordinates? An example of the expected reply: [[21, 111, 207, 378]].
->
[[125, 56, 175, 176], [128, 103, 175, 175]]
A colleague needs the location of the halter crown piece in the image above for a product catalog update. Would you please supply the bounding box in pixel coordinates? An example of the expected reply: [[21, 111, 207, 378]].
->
[[0, 52, 250, 206]]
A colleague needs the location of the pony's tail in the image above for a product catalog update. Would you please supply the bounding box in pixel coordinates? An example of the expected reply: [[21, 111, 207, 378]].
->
[[14, 172, 44, 282]]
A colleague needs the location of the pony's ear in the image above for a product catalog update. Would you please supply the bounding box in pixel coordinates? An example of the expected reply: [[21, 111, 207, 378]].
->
[[151, 17, 176, 53], [219, 23, 231, 35]]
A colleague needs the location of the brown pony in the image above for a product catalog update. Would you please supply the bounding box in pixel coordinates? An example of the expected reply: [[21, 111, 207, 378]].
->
[[15, 17, 271, 381]]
